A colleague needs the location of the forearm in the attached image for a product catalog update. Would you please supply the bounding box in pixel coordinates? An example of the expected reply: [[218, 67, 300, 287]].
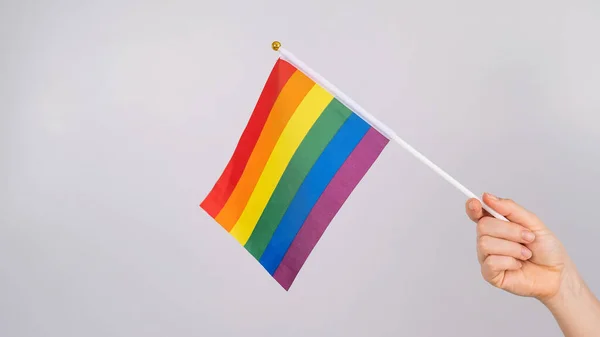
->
[[543, 268, 600, 337]]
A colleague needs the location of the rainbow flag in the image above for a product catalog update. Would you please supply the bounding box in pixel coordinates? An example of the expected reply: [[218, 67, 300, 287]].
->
[[201, 58, 389, 290]]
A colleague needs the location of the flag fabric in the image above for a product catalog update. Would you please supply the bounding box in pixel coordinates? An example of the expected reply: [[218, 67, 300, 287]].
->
[[201, 58, 389, 290]]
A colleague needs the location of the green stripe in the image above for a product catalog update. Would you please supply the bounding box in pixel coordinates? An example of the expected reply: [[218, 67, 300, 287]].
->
[[244, 99, 352, 259]]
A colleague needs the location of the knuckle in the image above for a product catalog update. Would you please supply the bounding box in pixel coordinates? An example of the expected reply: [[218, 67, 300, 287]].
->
[[514, 224, 528, 238], [477, 235, 489, 252], [503, 198, 515, 205], [481, 256, 506, 287], [501, 222, 518, 238], [481, 264, 498, 283], [483, 256, 497, 269], [476, 217, 491, 235], [476, 221, 485, 236]]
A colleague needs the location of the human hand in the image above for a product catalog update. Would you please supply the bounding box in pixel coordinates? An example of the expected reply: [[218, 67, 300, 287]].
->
[[465, 193, 571, 302], [467, 193, 600, 337]]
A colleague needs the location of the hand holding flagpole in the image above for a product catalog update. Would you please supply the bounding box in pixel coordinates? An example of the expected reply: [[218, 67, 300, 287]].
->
[[271, 41, 508, 222]]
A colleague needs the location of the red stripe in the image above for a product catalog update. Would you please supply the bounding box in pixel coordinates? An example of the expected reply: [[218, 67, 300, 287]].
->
[[201, 59, 297, 218]]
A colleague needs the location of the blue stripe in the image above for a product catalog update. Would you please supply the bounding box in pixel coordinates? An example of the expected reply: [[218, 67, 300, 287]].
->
[[259, 113, 370, 274]]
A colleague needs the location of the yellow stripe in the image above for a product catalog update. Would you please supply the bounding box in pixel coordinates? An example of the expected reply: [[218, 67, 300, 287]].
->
[[230, 85, 334, 244]]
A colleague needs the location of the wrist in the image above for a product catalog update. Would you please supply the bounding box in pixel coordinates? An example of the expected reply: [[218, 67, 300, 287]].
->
[[541, 265, 585, 312], [540, 263, 600, 336]]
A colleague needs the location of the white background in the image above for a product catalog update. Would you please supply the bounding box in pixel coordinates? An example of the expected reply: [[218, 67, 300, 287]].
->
[[2, 1, 599, 336]]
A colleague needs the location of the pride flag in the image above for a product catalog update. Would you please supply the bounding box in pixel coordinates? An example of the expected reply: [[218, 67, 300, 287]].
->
[[201, 57, 389, 290]]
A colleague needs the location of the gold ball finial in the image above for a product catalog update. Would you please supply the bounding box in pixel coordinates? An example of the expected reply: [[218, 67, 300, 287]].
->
[[271, 41, 281, 51]]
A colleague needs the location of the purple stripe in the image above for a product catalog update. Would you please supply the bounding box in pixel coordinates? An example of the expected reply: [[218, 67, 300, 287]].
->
[[273, 128, 389, 290]]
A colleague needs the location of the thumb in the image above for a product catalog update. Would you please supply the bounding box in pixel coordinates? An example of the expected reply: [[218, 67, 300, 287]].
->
[[482, 193, 546, 231]]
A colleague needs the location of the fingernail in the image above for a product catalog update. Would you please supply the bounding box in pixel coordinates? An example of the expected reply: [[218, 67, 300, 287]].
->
[[468, 200, 477, 211], [517, 261, 523, 268], [522, 231, 535, 242], [521, 247, 532, 259], [485, 193, 498, 201]]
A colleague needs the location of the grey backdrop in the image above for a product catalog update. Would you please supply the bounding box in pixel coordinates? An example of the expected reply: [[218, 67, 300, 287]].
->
[[2, 1, 599, 336]]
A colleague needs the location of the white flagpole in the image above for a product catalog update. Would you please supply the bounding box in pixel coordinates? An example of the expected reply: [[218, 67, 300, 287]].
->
[[272, 41, 507, 222]]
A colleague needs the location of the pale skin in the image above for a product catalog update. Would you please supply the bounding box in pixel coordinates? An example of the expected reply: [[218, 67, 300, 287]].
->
[[466, 193, 600, 337]]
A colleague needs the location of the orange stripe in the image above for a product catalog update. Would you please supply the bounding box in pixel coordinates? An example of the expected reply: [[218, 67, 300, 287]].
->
[[200, 59, 297, 218], [215, 71, 315, 231]]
